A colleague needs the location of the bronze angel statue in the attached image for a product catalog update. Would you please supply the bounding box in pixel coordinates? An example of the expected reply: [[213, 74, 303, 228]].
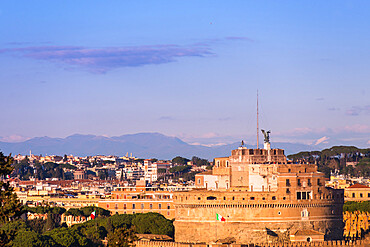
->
[[261, 129, 271, 143]]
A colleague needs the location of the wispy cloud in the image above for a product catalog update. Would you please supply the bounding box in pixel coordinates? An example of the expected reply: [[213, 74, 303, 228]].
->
[[225, 36, 254, 42], [345, 105, 370, 116], [0, 135, 30, 143], [0, 44, 213, 73], [5, 41, 52, 46], [314, 136, 330, 145], [342, 124, 370, 133]]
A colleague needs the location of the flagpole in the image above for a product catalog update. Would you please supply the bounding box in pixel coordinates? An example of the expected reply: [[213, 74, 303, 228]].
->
[[216, 216, 217, 243]]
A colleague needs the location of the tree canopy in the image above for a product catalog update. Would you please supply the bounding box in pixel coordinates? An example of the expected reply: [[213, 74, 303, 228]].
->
[[171, 156, 190, 165], [287, 146, 370, 177], [0, 210, 174, 246], [343, 201, 370, 213], [0, 153, 23, 226]]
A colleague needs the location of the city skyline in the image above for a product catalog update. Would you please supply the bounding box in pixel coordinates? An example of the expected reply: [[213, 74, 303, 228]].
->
[[0, 1, 369, 148]]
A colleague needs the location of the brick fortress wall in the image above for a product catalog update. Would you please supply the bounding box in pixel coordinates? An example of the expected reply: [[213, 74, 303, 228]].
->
[[174, 189, 343, 243]]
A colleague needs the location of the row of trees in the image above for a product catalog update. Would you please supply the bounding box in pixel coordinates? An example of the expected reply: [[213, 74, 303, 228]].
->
[[287, 146, 370, 177], [12, 159, 77, 180], [343, 201, 370, 213], [0, 211, 173, 247], [171, 156, 210, 167]]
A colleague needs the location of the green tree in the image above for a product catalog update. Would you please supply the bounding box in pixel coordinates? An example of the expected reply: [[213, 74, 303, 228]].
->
[[0, 153, 23, 225], [171, 156, 190, 165], [65, 208, 83, 217], [80, 206, 111, 218], [169, 165, 191, 173], [191, 156, 209, 167], [11, 229, 55, 247], [0, 220, 28, 247], [132, 213, 174, 237], [46, 227, 89, 247], [42, 214, 59, 232], [27, 218, 46, 234], [107, 227, 137, 247]]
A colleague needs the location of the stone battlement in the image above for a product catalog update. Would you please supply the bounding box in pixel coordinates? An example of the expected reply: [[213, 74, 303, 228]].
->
[[135, 239, 370, 247]]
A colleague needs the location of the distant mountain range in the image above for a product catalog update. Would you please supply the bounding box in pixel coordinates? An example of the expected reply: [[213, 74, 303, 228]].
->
[[0, 133, 315, 160]]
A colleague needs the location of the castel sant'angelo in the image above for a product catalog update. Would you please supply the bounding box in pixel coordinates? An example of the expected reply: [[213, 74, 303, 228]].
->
[[173, 131, 344, 244]]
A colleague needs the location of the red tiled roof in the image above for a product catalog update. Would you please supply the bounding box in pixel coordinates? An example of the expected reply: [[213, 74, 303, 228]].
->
[[348, 183, 370, 189], [292, 230, 325, 236], [196, 171, 212, 175]]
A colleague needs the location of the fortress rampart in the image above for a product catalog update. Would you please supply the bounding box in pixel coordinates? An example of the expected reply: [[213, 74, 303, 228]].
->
[[174, 192, 343, 243], [135, 239, 370, 247], [175, 144, 344, 244]]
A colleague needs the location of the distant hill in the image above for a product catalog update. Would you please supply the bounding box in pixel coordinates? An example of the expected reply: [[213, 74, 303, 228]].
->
[[0, 132, 314, 160]]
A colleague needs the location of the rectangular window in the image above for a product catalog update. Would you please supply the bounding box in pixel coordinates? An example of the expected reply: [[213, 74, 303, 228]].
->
[[141, 203, 144, 209], [132, 204, 136, 209], [297, 179, 301, 186], [297, 192, 301, 200], [150, 204, 153, 209], [167, 204, 170, 209], [124, 204, 127, 209], [286, 179, 290, 186], [360, 193, 363, 198], [308, 179, 311, 186], [352, 193, 355, 198], [159, 203, 162, 209]]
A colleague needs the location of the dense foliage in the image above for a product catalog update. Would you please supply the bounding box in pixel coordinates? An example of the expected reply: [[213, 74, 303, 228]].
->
[[12, 159, 76, 180], [190, 156, 210, 167], [0, 210, 173, 247], [64, 206, 110, 217], [0, 153, 23, 226], [343, 201, 370, 213], [287, 146, 370, 177], [171, 156, 190, 165], [169, 165, 191, 173]]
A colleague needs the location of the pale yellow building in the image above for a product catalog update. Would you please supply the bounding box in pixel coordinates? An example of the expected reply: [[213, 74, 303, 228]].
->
[[344, 184, 370, 201]]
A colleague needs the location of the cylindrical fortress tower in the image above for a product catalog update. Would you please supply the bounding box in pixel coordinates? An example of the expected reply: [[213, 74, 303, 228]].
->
[[173, 146, 344, 244]]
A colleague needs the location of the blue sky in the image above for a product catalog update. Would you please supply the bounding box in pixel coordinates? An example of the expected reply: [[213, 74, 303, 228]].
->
[[0, 1, 369, 148]]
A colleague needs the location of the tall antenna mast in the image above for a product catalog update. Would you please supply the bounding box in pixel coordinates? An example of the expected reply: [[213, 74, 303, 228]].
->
[[257, 90, 259, 149]]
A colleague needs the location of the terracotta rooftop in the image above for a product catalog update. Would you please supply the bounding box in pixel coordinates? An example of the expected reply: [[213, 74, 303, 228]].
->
[[198, 171, 212, 175], [136, 234, 173, 241], [348, 183, 370, 189], [292, 230, 325, 236]]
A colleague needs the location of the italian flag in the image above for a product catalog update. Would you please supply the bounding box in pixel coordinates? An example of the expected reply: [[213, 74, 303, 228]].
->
[[91, 211, 96, 220], [216, 213, 226, 222]]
